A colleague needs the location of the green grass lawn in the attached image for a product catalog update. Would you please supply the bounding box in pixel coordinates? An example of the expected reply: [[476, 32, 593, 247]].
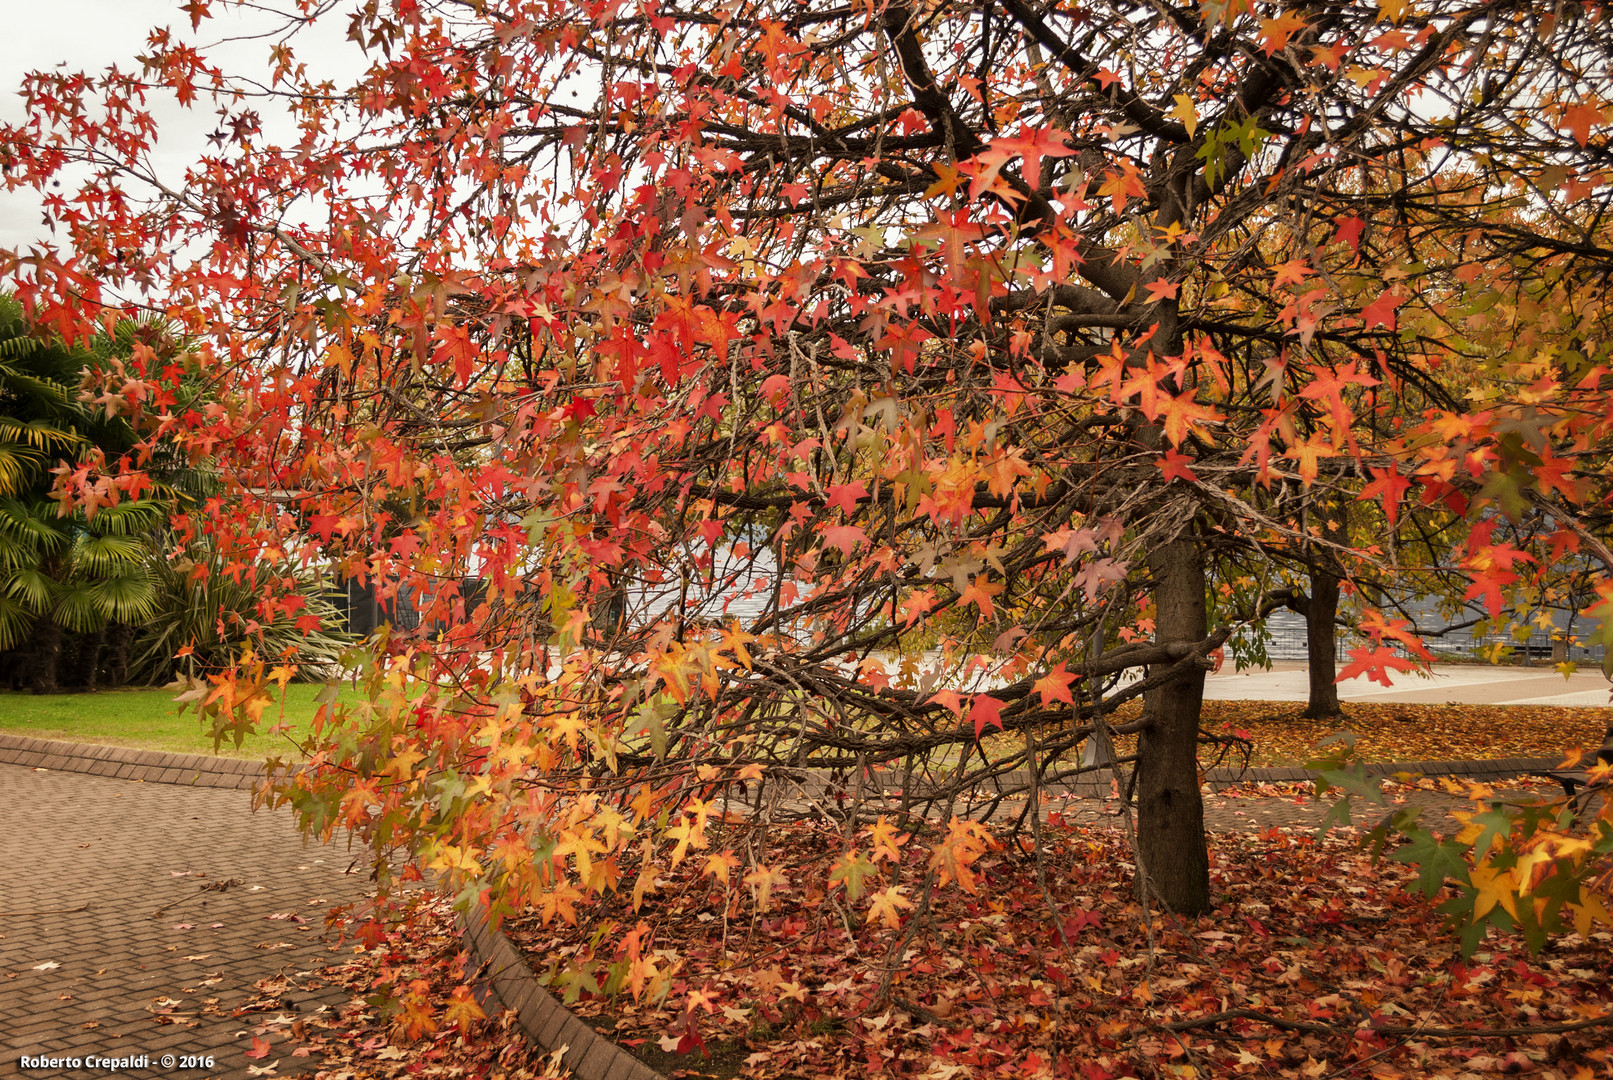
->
[[0, 682, 354, 758]]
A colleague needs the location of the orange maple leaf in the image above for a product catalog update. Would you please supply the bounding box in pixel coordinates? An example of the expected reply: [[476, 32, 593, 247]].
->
[[958, 576, 1004, 619], [1259, 10, 1310, 56], [1032, 663, 1078, 708]]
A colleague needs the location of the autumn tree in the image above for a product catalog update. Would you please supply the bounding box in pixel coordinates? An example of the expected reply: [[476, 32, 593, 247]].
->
[[4, 0, 1612, 985]]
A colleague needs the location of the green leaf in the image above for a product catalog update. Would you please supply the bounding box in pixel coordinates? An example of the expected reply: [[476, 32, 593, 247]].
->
[[829, 850, 878, 901], [1464, 806, 1517, 859], [1389, 829, 1472, 898]]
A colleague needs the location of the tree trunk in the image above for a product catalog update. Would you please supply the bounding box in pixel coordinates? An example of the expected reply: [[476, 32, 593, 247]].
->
[[77, 627, 105, 691], [1135, 534, 1210, 916], [1304, 571, 1342, 718], [30, 616, 62, 695], [103, 622, 132, 688], [1303, 499, 1348, 719]]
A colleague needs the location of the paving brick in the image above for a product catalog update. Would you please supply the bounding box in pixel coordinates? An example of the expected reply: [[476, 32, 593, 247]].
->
[[576, 1037, 617, 1080], [526, 990, 559, 1030], [533, 997, 570, 1049], [0, 761, 369, 1079]]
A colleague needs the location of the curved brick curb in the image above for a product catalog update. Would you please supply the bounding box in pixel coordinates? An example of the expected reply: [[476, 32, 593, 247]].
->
[[460, 905, 665, 1080], [0, 731, 269, 789]]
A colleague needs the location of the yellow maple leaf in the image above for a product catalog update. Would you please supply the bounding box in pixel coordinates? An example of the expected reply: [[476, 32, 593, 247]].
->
[[1469, 863, 1519, 921], [703, 849, 739, 887], [1569, 893, 1611, 938], [444, 986, 487, 1033], [744, 863, 786, 912], [868, 885, 913, 929], [1167, 94, 1198, 139], [387, 746, 427, 781]]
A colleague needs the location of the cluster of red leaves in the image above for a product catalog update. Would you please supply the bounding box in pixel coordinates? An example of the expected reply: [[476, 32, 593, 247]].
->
[[250, 899, 567, 1080], [507, 821, 1611, 1080], [1096, 701, 1610, 769]]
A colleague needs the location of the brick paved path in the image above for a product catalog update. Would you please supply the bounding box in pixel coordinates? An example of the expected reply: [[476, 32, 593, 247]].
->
[[0, 763, 369, 1080]]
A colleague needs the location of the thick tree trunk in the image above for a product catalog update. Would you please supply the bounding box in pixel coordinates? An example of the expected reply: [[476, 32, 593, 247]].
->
[[30, 617, 62, 695], [1303, 500, 1348, 719], [1304, 571, 1342, 718], [1135, 534, 1210, 915]]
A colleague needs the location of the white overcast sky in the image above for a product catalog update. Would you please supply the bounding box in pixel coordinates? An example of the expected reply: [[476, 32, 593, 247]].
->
[[0, 0, 360, 255]]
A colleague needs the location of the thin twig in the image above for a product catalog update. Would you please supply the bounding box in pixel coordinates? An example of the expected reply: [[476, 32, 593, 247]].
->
[[0, 903, 90, 916]]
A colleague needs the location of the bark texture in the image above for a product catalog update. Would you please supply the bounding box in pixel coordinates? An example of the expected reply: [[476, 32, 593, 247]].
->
[[1135, 533, 1210, 915], [1303, 501, 1347, 719]]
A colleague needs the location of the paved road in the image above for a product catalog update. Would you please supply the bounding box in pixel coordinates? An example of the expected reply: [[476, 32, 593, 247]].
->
[[0, 764, 367, 1080], [1203, 660, 1613, 707]]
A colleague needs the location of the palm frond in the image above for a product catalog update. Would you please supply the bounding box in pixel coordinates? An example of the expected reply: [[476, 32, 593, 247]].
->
[[90, 571, 160, 623], [53, 582, 106, 633], [72, 533, 150, 575], [0, 593, 34, 652], [0, 499, 71, 552], [0, 530, 37, 571], [84, 499, 168, 536], [0, 445, 45, 496], [0, 415, 86, 450], [6, 566, 60, 613]]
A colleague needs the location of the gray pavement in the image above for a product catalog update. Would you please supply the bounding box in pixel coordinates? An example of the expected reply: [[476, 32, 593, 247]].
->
[[1203, 660, 1613, 707], [0, 764, 368, 1080]]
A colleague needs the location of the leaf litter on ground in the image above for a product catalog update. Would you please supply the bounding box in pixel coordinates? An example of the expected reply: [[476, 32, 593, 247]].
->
[[1126, 700, 1609, 768], [245, 699, 1611, 1079], [240, 897, 572, 1079], [505, 819, 1611, 1080]]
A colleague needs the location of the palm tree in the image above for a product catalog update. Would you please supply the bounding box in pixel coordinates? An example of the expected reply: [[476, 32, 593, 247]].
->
[[0, 496, 164, 691], [0, 295, 90, 499], [0, 295, 163, 691]]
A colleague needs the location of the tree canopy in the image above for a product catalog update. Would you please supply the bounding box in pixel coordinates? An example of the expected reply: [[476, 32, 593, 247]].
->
[[3, 0, 1612, 1018]]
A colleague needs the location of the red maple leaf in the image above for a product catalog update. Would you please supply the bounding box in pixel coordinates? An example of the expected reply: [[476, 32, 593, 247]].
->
[[822, 480, 869, 516], [1359, 289, 1401, 330], [969, 694, 1004, 739], [1359, 466, 1413, 525], [1157, 448, 1199, 483], [1336, 645, 1419, 687], [1334, 215, 1366, 251], [1561, 101, 1605, 149]]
